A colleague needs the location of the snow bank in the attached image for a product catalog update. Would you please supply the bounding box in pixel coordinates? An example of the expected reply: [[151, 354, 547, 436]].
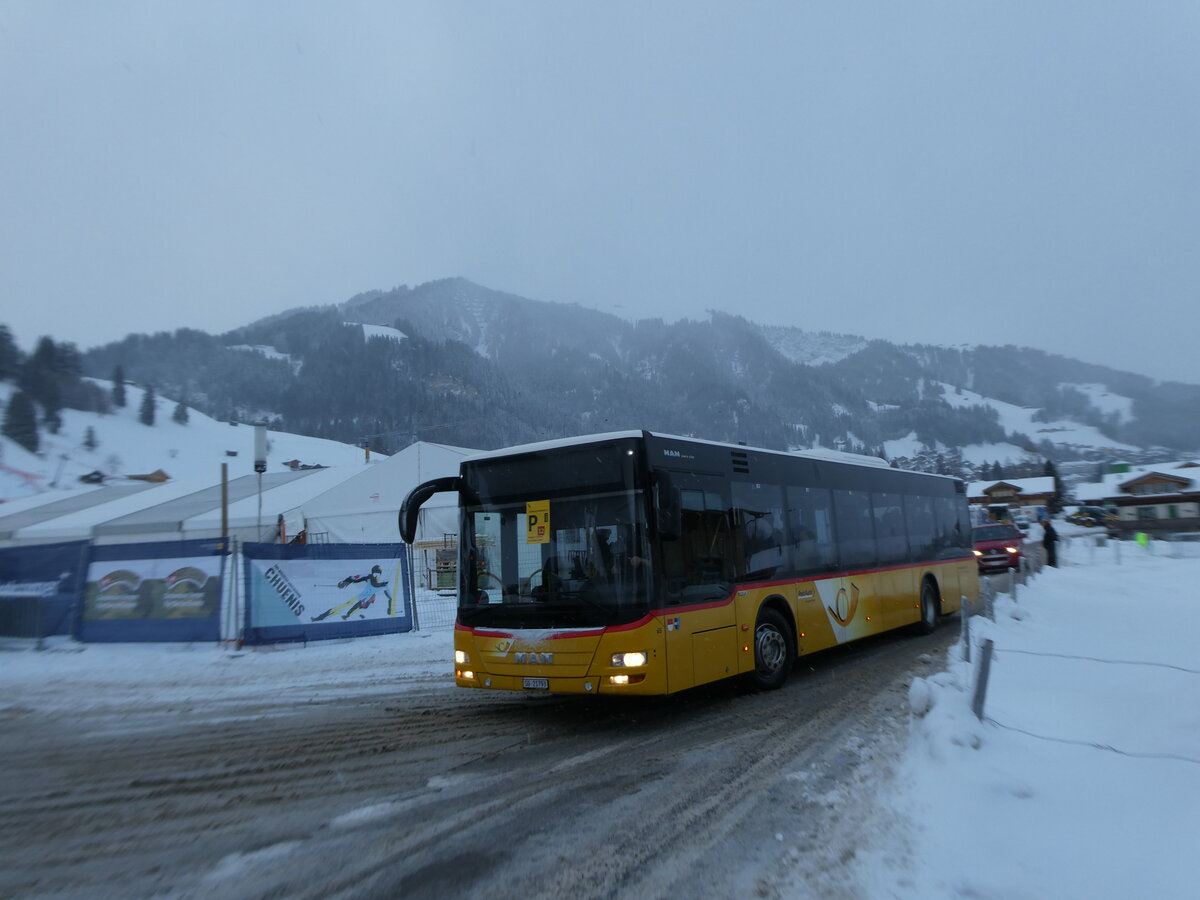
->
[[854, 546, 1200, 899]]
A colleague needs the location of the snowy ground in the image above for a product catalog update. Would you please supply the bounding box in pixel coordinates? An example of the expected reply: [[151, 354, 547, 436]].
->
[[851, 534, 1200, 899], [3, 533, 1198, 897]]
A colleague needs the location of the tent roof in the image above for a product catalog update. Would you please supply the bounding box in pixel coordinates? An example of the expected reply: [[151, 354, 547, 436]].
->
[[6, 464, 377, 544], [13, 480, 209, 542], [0, 484, 150, 540], [288, 442, 477, 521], [91, 470, 321, 537], [184, 464, 375, 531]]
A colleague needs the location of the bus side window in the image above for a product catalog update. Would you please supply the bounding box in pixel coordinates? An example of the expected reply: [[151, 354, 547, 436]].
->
[[904, 495, 937, 560], [934, 496, 971, 556], [732, 481, 786, 581], [872, 491, 908, 565], [833, 489, 876, 569], [785, 486, 836, 575]]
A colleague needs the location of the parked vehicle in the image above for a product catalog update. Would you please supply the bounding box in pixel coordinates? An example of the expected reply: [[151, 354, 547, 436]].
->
[[1066, 506, 1117, 527], [972, 523, 1023, 573]]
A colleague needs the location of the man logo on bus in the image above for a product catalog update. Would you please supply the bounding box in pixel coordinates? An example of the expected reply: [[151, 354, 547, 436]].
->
[[828, 583, 860, 627]]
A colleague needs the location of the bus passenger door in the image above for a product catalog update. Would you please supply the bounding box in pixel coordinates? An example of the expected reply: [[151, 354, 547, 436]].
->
[[657, 473, 738, 691]]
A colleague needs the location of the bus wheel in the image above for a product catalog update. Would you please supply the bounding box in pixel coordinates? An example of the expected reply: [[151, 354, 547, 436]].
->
[[916, 580, 939, 635], [746, 608, 793, 691]]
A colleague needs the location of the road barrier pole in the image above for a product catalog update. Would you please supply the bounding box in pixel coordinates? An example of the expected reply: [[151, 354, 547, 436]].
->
[[961, 598, 971, 663], [971, 639, 995, 721]]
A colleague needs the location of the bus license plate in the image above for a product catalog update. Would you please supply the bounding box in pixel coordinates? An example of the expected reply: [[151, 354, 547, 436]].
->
[[523, 677, 549, 690]]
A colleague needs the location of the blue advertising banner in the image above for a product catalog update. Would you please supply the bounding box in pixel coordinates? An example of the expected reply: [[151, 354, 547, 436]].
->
[[241, 543, 411, 645], [78, 539, 228, 642], [0, 541, 89, 638]]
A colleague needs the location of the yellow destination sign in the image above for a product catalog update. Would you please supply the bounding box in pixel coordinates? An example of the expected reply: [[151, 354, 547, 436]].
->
[[526, 500, 550, 544]]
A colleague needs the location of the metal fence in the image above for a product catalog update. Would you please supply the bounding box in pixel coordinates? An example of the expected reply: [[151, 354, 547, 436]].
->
[[1167, 532, 1200, 558], [0, 597, 51, 647], [412, 586, 458, 631]]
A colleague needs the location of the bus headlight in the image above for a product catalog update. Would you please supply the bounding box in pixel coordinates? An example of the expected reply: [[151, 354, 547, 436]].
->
[[611, 651, 647, 667], [455, 650, 470, 664]]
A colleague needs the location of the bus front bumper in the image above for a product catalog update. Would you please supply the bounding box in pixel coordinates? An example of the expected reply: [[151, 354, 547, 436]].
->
[[454, 670, 660, 695]]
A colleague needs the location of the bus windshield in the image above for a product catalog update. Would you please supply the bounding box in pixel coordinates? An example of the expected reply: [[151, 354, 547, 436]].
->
[[458, 448, 652, 630]]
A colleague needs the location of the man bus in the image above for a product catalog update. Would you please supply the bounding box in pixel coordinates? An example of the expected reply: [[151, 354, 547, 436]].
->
[[400, 431, 978, 696]]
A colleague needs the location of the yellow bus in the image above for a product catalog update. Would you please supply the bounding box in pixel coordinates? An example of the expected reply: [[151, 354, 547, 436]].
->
[[400, 431, 979, 696]]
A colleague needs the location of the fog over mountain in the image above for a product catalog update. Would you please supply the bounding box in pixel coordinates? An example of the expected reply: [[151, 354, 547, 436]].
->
[[3, 278, 1197, 493]]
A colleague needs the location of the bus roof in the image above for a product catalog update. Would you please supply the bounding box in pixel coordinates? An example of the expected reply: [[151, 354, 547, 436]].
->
[[462, 431, 902, 473]]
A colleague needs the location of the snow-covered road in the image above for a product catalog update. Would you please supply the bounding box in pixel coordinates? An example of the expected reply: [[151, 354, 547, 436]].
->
[[0, 621, 952, 899]]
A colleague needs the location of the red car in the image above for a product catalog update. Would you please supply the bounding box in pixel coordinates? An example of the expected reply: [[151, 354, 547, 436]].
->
[[972, 523, 1023, 573]]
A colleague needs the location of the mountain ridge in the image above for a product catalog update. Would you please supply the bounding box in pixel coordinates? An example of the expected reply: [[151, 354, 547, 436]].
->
[[3, 278, 1196, 491]]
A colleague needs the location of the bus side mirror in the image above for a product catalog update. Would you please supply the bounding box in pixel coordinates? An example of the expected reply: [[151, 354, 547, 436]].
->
[[399, 476, 461, 544], [655, 470, 681, 541]]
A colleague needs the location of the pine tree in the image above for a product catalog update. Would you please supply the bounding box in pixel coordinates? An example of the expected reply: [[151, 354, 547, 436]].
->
[[112, 365, 126, 408], [41, 378, 62, 434], [20, 337, 56, 407], [2, 390, 39, 452], [0, 325, 20, 381], [172, 397, 189, 425], [1043, 458, 1063, 513], [83, 426, 98, 451], [139, 385, 156, 426]]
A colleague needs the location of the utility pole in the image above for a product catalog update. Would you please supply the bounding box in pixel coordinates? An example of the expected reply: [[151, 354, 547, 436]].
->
[[254, 424, 267, 541]]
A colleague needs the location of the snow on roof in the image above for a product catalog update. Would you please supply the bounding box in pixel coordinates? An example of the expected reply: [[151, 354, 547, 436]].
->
[[967, 476, 1055, 497], [463, 431, 645, 462], [1074, 459, 1200, 501], [464, 431, 894, 470], [1118, 470, 1195, 488]]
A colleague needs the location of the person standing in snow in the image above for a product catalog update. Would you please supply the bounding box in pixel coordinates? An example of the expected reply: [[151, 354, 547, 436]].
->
[[1042, 518, 1058, 568]]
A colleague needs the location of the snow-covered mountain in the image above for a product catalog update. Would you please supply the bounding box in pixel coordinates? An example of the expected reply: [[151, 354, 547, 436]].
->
[[6, 277, 1195, 491]]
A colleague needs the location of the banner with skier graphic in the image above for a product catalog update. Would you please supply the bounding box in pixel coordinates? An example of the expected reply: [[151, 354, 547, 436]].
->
[[241, 543, 411, 645]]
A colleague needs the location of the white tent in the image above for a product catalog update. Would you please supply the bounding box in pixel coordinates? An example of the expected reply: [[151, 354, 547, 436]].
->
[[0, 467, 372, 547], [283, 441, 476, 545], [0, 442, 475, 552]]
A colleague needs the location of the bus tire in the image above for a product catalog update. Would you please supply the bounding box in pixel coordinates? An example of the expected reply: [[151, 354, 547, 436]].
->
[[916, 580, 939, 635], [746, 607, 793, 691]]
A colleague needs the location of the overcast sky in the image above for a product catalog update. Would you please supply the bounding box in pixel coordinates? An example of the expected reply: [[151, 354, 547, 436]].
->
[[3, 2, 1198, 384]]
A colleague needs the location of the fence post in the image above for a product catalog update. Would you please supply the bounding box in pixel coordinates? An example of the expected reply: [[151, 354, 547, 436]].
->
[[233, 537, 244, 650], [971, 639, 995, 721], [961, 596, 971, 663], [34, 596, 45, 652], [1010, 564, 1018, 602], [408, 544, 421, 632]]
